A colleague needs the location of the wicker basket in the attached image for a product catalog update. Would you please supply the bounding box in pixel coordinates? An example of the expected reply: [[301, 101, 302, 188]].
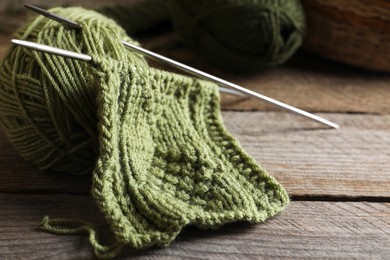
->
[[301, 0, 390, 73]]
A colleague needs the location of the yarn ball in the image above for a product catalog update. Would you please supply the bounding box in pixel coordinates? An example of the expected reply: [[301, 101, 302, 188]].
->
[[169, 0, 306, 71], [0, 7, 146, 175]]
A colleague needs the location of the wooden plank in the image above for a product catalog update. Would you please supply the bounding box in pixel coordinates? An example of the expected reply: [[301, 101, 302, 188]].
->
[[218, 53, 390, 114], [0, 112, 389, 198], [223, 111, 390, 198], [0, 194, 389, 259]]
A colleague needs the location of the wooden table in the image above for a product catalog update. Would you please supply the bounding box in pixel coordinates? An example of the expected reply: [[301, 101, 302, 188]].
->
[[1, 1, 389, 259]]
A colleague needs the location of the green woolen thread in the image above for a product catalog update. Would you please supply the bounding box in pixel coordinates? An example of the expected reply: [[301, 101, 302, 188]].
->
[[101, 0, 306, 71], [0, 7, 289, 259]]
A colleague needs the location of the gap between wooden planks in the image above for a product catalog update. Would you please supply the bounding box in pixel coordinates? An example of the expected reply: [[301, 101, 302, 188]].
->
[[0, 194, 389, 259], [1, 112, 389, 198]]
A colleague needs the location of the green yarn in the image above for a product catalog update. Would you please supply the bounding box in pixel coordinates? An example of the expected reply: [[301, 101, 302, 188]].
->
[[170, 0, 305, 71], [0, 7, 289, 259], [101, 0, 306, 71]]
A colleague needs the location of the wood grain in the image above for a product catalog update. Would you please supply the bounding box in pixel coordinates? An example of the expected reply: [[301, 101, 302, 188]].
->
[[301, 0, 390, 72], [223, 112, 390, 198], [218, 54, 390, 113], [1, 112, 389, 198], [1, 194, 389, 259]]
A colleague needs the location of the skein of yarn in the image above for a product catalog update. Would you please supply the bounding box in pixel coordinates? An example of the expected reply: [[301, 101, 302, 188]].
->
[[170, 0, 305, 71], [101, 0, 306, 71], [0, 8, 145, 174], [0, 7, 289, 258]]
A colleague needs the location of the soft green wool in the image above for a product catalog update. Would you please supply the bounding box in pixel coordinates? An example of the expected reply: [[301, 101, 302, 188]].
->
[[169, 0, 305, 71], [101, 0, 306, 71], [0, 7, 289, 258]]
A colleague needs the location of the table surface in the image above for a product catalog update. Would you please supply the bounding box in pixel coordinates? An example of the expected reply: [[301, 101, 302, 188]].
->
[[0, 1, 389, 259]]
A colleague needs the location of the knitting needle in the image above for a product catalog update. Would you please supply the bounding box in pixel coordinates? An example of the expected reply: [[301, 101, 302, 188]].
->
[[24, 3, 247, 99], [11, 39, 92, 61], [122, 42, 339, 129], [12, 38, 338, 129], [10, 40, 239, 94], [22, 4, 244, 98], [22, 4, 340, 129], [24, 4, 82, 30]]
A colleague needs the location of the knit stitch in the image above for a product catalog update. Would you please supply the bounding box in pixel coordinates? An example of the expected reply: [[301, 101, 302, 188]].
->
[[0, 7, 289, 258]]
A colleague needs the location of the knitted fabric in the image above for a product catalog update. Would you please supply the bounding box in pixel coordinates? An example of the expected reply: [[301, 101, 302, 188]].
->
[[0, 7, 289, 258]]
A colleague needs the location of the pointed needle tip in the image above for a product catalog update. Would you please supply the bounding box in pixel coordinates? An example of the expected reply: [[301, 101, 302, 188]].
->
[[24, 3, 82, 30], [321, 118, 339, 129]]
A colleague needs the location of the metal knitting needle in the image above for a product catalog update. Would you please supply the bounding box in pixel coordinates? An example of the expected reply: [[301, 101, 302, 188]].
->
[[24, 4, 82, 30], [23, 4, 247, 96], [22, 4, 340, 129], [122, 42, 339, 129], [10, 39, 241, 98], [22, 6, 244, 96], [10, 38, 339, 129], [11, 39, 92, 61]]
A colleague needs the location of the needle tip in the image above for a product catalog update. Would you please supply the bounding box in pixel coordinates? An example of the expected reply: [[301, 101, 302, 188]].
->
[[324, 120, 340, 129], [24, 3, 82, 30], [11, 39, 21, 45]]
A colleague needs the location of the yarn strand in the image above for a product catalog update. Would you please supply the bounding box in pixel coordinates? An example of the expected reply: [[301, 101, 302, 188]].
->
[[41, 216, 125, 259]]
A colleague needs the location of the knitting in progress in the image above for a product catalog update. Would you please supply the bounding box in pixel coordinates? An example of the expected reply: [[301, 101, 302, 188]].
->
[[0, 7, 289, 258]]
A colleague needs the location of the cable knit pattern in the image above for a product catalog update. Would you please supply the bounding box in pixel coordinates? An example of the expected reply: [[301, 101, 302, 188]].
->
[[0, 7, 289, 258]]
